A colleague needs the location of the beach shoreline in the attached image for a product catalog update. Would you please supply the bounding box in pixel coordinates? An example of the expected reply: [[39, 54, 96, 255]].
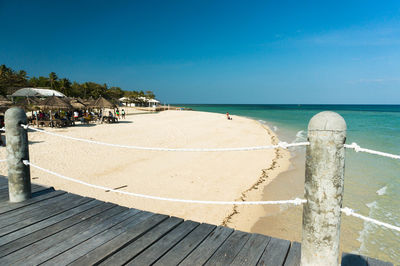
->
[[0, 109, 291, 229], [222, 120, 291, 231]]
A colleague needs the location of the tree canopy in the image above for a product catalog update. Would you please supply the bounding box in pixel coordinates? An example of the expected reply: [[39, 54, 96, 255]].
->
[[0, 64, 156, 101]]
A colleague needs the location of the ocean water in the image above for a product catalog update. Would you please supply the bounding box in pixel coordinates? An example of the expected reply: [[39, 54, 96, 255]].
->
[[179, 104, 400, 264]]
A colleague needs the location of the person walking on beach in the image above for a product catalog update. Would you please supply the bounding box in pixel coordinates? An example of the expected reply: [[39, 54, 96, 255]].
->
[[121, 109, 125, 119], [116, 108, 120, 119]]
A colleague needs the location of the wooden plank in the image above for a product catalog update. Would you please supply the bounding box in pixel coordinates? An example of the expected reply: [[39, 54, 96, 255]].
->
[[204, 230, 251, 265], [0, 192, 78, 227], [284, 242, 301, 266], [257, 237, 291, 266], [0, 201, 113, 258], [0, 187, 8, 194], [230, 234, 271, 266], [341, 253, 367, 266], [367, 257, 393, 266], [0, 176, 7, 184], [70, 214, 168, 266], [154, 223, 216, 266], [0, 199, 101, 247], [0, 205, 125, 265], [43, 211, 154, 266], [0, 190, 8, 201], [0, 194, 92, 237], [30, 186, 55, 197], [99, 217, 183, 266], [22, 208, 139, 265], [179, 226, 234, 266], [0, 184, 49, 201], [126, 220, 199, 265], [0, 190, 66, 214]]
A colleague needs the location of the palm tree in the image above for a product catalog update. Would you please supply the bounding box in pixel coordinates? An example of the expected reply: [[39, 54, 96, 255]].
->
[[49, 72, 58, 89], [82, 82, 89, 99], [59, 78, 72, 96], [145, 90, 155, 100]]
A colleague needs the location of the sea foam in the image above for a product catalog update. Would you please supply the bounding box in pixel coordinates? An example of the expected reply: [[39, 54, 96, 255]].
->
[[376, 186, 387, 196]]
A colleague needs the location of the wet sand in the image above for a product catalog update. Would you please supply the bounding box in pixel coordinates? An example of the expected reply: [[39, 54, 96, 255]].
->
[[250, 147, 364, 258]]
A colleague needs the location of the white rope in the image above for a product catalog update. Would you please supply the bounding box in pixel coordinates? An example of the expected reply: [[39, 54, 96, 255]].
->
[[342, 207, 400, 232], [345, 143, 400, 160], [23, 160, 306, 206], [0, 127, 5, 131], [0, 159, 7, 162], [20, 124, 309, 152]]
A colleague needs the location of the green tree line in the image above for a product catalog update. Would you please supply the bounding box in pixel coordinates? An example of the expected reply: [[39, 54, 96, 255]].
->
[[0, 64, 156, 101]]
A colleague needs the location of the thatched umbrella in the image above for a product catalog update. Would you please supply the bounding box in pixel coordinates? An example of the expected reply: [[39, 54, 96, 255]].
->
[[0, 95, 9, 102], [70, 99, 86, 110], [90, 96, 116, 109], [38, 96, 72, 110], [36, 96, 73, 125], [82, 96, 95, 106], [15, 97, 40, 109], [0, 100, 12, 113], [89, 96, 117, 123]]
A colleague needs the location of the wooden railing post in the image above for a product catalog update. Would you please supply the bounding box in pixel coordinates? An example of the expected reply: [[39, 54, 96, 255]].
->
[[5, 107, 31, 202], [301, 111, 347, 266]]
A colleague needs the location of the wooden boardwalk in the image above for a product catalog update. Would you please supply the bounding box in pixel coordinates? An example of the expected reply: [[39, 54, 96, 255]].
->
[[0, 177, 393, 265]]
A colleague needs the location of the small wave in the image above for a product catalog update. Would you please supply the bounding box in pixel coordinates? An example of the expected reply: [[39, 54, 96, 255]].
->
[[376, 186, 387, 196], [296, 130, 304, 138], [293, 130, 306, 143], [272, 126, 278, 132], [357, 201, 378, 254], [366, 201, 378, 209]]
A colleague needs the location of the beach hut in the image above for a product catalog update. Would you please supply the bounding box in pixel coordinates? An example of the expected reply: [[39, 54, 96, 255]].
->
[[147, 98, 160, 107]]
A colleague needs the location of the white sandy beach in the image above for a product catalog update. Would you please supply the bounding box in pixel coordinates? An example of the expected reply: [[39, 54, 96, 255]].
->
[[0, 109, 290, 230]]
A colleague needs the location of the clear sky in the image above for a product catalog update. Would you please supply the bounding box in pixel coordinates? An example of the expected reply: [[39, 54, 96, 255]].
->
[[1, 0, 399, 104]]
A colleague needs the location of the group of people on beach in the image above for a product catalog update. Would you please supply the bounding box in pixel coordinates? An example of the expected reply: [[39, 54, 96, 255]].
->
[[114, 108, 126, 119]]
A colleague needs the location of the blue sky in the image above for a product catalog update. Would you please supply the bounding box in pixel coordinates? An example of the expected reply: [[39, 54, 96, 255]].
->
[[1, 0, 400, 104]]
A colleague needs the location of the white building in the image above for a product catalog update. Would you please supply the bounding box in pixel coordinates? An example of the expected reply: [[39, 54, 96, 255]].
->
[[119, 96, 161, 107]]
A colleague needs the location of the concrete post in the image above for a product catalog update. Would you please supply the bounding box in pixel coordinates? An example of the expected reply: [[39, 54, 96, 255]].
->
[[300, 111, 347, 266], [5, 107, 31, 202]]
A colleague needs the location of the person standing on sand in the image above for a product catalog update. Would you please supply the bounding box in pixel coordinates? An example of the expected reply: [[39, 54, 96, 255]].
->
[[121, 109, 125, 119], [116, 108, 120, 119]]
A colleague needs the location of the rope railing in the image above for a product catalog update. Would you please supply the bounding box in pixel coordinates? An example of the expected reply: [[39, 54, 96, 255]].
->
[[19, 124, 309, 152], [3, 158, 399, 233], [22, 160, 306, 206], [2, 123, 398, 235], [345, 142, 400, 160], [341, 207, 400, 232]]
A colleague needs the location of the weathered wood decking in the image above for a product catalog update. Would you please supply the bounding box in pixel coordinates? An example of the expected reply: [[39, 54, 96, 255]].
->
[[0, 177, 393, 265]]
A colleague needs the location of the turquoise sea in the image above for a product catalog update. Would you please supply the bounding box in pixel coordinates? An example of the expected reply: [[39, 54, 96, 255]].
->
[[179, 104, 400, 264]]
